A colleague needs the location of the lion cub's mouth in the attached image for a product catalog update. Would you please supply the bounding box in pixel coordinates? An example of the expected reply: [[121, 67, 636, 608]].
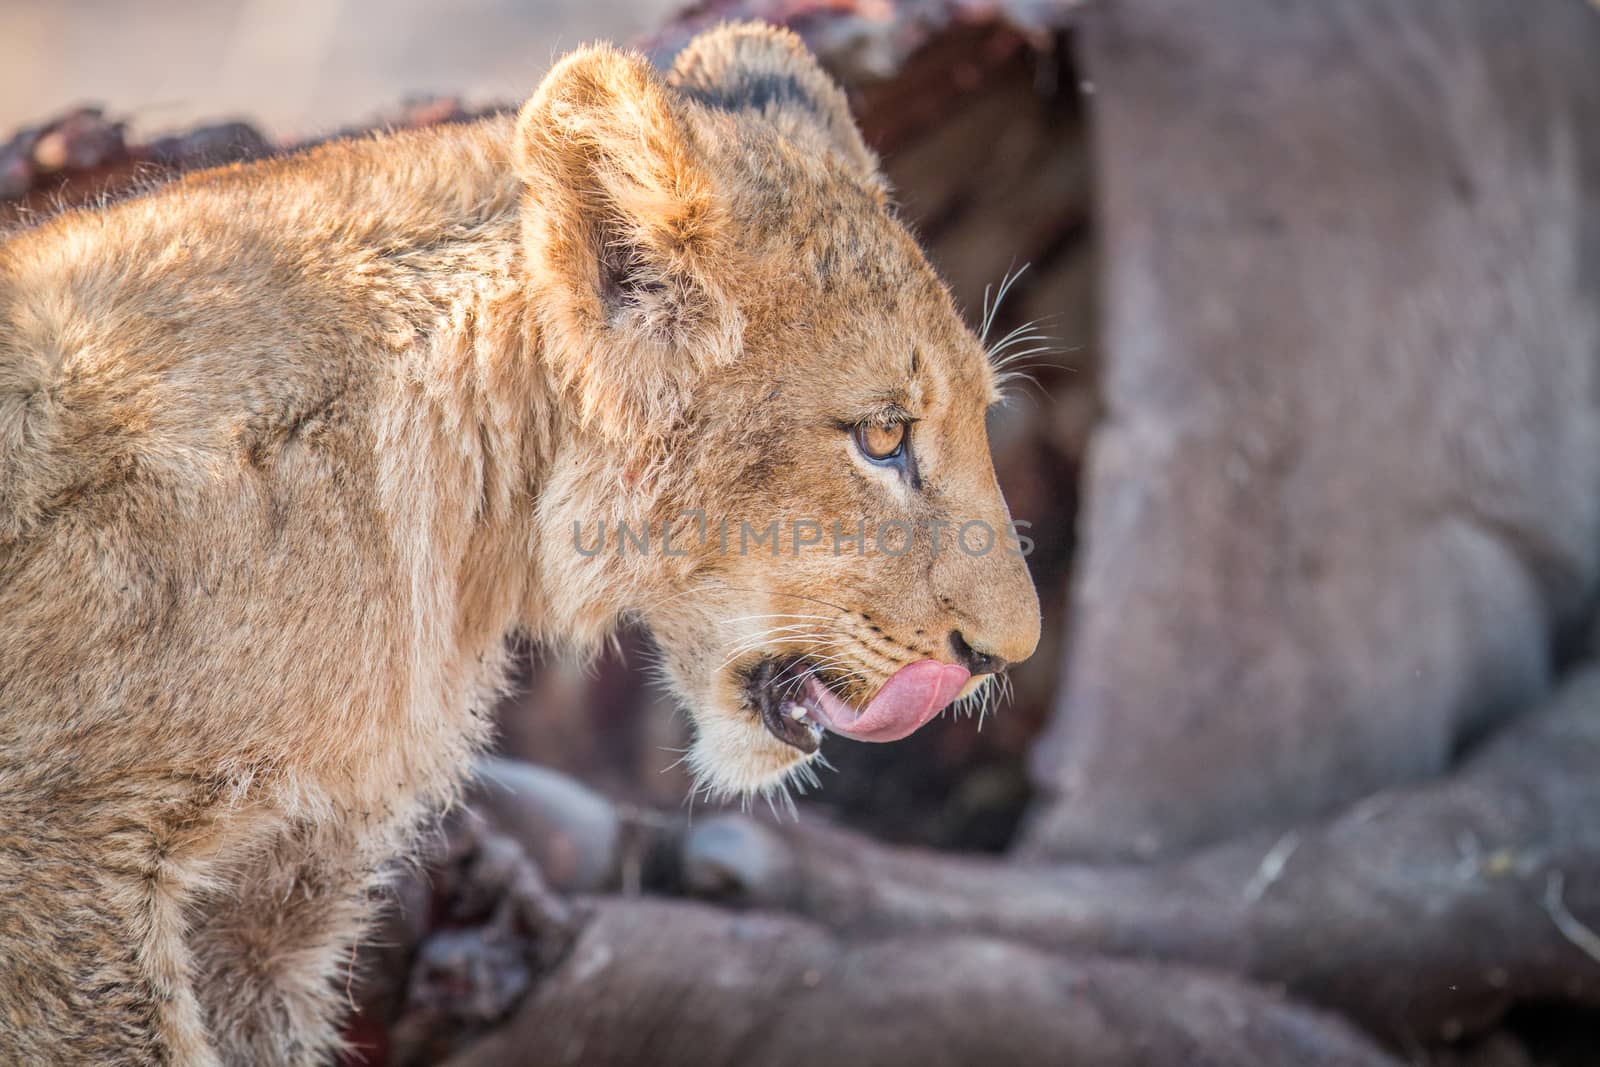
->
[[742, 655, 972, 754], [743, 656, 829, 754]]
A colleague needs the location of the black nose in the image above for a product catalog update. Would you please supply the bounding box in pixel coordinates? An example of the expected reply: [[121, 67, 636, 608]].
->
[[948, 631, 1007, 675]]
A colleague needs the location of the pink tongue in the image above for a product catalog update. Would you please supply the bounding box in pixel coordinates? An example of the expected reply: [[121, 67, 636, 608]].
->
[[809, 660, 971, 742]]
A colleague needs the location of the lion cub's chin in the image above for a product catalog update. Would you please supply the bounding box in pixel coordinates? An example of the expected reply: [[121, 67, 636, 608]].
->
[[687, 708, 820, 799]]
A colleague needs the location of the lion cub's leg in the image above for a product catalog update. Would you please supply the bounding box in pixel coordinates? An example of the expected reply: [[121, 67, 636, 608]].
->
[[0, 780, 219, 1066], [188, 821, 382, 1066]]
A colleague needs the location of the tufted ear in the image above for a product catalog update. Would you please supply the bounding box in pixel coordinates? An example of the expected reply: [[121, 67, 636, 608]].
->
[[514, 44, 743, 447], [667, 22, 883, 186]]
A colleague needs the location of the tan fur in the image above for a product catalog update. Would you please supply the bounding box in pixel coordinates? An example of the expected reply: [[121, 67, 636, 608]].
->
[[0, 23, 1038, 1064]]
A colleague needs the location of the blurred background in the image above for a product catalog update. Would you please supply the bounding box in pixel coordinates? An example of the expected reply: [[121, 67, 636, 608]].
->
[[0, 0, 675, 137], [5, 1, 1599, 1065]]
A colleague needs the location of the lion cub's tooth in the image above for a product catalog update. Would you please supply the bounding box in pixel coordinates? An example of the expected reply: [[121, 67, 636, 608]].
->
[[785, 702, 808, 722]]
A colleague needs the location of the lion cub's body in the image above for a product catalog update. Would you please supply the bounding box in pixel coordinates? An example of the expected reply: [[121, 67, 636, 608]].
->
[[0, 23, 1039, 1064], [0, 116, 548, 1062]]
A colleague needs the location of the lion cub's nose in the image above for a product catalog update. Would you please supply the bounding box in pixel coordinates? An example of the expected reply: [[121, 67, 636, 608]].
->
[[947, 630, 1008, 675]]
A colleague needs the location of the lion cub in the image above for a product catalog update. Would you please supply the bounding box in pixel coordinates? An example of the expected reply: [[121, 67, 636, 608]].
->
[[0, 22, 1038, 1064]]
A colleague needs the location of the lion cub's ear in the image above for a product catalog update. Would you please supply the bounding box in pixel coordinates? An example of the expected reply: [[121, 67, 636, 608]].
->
[[515, 44, 741, 447], [668, 22, 883, 185]]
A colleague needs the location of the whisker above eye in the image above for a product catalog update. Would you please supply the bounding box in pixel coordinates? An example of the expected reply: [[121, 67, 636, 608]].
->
[[979, 262, 1031, 345]]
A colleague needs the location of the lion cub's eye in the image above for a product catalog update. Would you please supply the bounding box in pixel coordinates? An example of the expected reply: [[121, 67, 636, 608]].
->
[[853, 421, 907, 463]]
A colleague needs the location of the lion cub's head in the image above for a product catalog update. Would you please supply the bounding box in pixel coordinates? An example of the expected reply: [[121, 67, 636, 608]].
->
[[515, 22, 1040, 797]]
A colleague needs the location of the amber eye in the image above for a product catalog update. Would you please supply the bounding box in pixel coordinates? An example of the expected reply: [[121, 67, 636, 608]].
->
[[853, 421, 907, 462]]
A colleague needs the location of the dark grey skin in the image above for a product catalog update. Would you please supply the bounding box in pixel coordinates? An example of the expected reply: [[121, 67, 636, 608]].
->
[[1024, 0, 1600, 861]]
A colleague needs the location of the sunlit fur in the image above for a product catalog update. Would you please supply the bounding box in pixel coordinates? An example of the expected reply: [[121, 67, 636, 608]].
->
[[0, 22, 1038, 1064]]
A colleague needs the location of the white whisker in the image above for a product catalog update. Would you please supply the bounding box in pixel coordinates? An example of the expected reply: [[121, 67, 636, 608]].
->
[[979, 263, 1031, 344]]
